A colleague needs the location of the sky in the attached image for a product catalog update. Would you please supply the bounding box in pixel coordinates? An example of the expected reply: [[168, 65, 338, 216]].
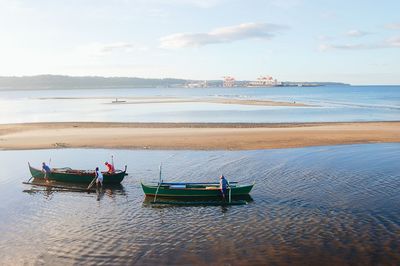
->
[[0, 0, 399, 84]]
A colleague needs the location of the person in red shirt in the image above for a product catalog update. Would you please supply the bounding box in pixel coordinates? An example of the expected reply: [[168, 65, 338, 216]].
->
[[104, 161, 115, 173]]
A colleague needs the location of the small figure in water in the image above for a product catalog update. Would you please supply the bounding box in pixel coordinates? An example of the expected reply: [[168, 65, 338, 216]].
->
[[219, 175, 228, 199], [42, 162, 51, 183], [95, 167, 103, 187], [104, 161, 115, 173]]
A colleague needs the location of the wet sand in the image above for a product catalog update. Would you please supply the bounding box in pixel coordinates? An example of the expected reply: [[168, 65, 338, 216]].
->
[[0, 122, 399, 150]]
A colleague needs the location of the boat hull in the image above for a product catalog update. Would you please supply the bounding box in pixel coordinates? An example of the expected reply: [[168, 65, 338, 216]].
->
[[29, 164, 127, 184], [141, 182, 253, 197]]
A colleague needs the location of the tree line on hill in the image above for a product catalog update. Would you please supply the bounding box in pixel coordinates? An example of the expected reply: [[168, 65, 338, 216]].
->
[[0, 75, 349, 90]]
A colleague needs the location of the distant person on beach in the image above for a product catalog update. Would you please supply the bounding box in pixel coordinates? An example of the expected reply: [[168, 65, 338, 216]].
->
[[104, 161, 115, 173], [95, 167, 103, 187], [219, 175, 228, 199], [42, 162, 51, 182]]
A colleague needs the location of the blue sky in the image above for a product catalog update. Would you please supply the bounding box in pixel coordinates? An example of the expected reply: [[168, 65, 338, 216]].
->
[[0, 0, 399, 84]]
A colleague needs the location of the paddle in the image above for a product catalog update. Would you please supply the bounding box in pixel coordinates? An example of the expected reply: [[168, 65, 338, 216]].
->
[[87, 176, 97, 190]]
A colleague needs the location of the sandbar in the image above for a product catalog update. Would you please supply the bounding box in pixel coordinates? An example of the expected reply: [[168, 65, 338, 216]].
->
[[0, 122, 399, 150], [39, 96, 311, 107]]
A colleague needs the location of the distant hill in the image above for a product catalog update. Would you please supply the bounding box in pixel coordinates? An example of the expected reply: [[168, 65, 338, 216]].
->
[[281, 81, 350, 86], [0, 75, 350, 90], [0, 75, 189, 90]]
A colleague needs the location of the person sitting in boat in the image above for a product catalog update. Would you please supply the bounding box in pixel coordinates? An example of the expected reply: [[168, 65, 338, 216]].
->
[[219, 175, 228, 199], [95, 167, 103, 187], [104, 161, 115, 173], [42, 162, 51, 183]]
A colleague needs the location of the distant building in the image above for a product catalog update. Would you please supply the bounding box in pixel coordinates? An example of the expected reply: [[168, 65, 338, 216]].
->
[[247, 76, 281, 87], [185, 80, 208, 88], [223, 76, 235, 87]]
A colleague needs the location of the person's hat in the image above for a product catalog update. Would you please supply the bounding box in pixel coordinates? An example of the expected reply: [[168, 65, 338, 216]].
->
[[104, 162, 108, 164]]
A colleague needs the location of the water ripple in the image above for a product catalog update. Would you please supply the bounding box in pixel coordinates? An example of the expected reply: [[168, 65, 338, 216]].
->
[[0, 144, 399, 265]]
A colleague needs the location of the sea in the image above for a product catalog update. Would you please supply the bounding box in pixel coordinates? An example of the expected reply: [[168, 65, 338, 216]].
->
[[0, 85, 399, 123], [0, 85, 399, 265], [0, 145, 399, 265]]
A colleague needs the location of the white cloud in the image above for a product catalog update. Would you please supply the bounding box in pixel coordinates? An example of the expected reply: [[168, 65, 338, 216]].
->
[[345, 29, 370, 37], [317, 35, 333, 41], [269, 0, 303, 9], [386, 36, 400, 47], [318, 43, 374, 51], [171, 0, 224, 8], [385, 23, 400, 30], [79, 42, 148, 57], [136, 0, 225, 8], [160, 22, 288, 48], [319, 36, 400, 51]]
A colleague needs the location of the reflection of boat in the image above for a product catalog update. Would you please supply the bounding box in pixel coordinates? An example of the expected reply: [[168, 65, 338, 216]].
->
[[28, 163, 128, 184], [22, 180, 126, 199], [142, 194, 253, 206], [141, 181, 254, 198]]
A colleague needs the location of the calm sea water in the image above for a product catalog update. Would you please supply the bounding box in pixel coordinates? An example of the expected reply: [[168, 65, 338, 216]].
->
[[0, 144, 399, 265], [0, 85, 399, 123]]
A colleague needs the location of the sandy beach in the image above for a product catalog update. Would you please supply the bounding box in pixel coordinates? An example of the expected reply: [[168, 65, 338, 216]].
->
[[0, 121, 399, 150]]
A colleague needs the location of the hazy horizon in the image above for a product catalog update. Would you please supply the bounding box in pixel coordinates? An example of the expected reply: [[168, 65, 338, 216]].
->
[[0, 1, 399, 85]]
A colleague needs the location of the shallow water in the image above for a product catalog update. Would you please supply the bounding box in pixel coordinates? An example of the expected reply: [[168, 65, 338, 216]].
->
[[0, 144, 399, 265], [0, 86, 399, 123]]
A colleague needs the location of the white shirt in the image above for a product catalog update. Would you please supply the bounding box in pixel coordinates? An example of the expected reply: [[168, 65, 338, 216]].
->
[[96, 171, 103, 181]]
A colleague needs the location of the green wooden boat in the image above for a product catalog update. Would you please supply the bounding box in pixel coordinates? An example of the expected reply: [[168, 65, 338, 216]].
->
[[28, 163, 127, 184], [141, 181, 254, 198]]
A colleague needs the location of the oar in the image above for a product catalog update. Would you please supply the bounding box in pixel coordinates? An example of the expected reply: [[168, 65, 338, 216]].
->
[[87, 176, 96, 190]]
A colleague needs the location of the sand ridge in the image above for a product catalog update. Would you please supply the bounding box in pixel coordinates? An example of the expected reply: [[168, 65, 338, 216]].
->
[[0, 121, 399, 150]]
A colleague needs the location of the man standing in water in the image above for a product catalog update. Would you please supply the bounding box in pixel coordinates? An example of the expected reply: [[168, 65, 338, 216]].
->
[[42, 162, 51, 183], [95, 167, 103, 187], [219, 175, 228, 199]]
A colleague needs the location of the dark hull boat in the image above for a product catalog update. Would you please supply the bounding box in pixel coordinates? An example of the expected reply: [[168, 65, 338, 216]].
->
[[141, 181, 254, 198], [28, 163, 127, 184]]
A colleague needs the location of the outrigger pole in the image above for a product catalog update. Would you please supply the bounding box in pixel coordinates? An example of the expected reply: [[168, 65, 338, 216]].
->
[[154, 163, 162, 203], [23, 182, 96, 192]]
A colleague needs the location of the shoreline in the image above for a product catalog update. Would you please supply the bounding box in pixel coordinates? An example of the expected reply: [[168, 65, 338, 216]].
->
[[0, 121, 399, 150]]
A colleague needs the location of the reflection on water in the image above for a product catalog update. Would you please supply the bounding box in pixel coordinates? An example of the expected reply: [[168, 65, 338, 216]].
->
[[142, 195, 254, 208], [21, 180, 126, 201], [0, 144, 399, 265]]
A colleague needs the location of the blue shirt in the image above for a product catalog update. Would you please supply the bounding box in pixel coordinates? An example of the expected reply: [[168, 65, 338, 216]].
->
[[42, 165, 51, 173], [220, 177, 228, 189]]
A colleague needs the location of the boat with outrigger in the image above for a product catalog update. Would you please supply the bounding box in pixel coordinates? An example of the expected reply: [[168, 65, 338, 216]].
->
[[28, 163, 128, 184], [24, 162, 128, 194], [141, 164, 255, 205]]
